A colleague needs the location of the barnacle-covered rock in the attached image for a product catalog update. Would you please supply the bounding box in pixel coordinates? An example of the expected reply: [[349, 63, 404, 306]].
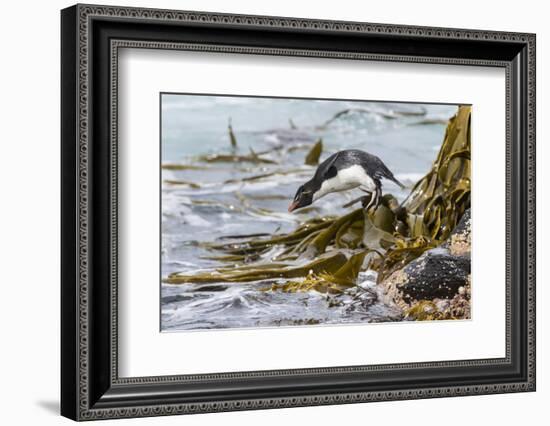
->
[[381, 209, 471, 318], [397, 246, 470, 303], [445, 208, 471, 256]]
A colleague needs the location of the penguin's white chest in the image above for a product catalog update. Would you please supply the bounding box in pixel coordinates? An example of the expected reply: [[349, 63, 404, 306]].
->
[[314, 165, 375, 201]]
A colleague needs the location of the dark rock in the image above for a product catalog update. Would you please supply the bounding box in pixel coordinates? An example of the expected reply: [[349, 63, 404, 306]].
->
[[193, 285, 229, 292], [397, 247, 470, 303], [442, 208, 471, 255], [452, 208, 471, 237], [381, 207, 471, 310], [162, 294, 205, 304]]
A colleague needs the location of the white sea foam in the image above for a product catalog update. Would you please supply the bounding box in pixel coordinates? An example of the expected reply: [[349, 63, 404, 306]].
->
[[184, 213, 211, 227], [263, 134, 280, 144]]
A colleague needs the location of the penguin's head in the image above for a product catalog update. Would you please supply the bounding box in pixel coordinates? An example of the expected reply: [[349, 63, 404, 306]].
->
[[288, 182, 316, 212]]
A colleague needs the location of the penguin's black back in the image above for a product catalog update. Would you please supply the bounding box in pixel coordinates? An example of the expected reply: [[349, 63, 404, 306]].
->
[[314, 149, 403, 187]]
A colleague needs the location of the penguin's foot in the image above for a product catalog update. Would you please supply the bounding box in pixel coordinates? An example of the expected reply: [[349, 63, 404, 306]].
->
[[362, 188, 381, 212], [360, 194, 373, 209]]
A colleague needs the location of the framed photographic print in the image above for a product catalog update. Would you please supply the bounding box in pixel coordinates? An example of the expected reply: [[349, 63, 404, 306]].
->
[[61, 4, 536, 421]]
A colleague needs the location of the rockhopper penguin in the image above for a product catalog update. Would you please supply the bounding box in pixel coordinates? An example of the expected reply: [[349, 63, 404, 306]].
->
[[288, 149, 405, 213]]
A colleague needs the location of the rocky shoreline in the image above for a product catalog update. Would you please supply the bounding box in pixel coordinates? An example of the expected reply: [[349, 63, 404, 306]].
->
[[381, 209, 471, 320]]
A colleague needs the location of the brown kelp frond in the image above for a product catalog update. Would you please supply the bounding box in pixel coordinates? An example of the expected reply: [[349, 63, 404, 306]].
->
[[316, 108, 397, 130], [254, 142, 312, 156], [163, 179, 201, 189], [224, 171, 281, 185], [390, 105, 427, 116], [201, 253, 262, 263], [245, 194, 288, 201], [182, 206, 391, 288], [320, 251, 371, 286], [217, 232, 272, 240], [407, 118, 449, 126], [223, 168, 309, 185], [167, 140, 321, 171], [161, 163, 209, 171], [304, 139, 323, 165], [265, 251, 374, 293], [205, 217, 334, 253], [303, 208, 364, 256], [228, 117, 237, 148], [402, 105, 471, 241], [164, 251, 348, 284], [198, 152, 278, 165], [316, 106, 427, 129]]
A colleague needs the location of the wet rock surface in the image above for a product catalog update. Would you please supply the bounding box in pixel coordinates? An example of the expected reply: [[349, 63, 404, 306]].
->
[[443, 208, 471, 256], [449, 208, 471, 238], [398, 247, 470, 303], [381, 209, 471, 318]]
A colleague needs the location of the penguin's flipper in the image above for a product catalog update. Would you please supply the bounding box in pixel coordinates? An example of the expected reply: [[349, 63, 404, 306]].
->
[[314, 151, 340, 181]]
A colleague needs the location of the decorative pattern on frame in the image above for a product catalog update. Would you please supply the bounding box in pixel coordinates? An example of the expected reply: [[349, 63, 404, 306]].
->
[[73, 4, 535, 420], [110, 39, 511, 384]]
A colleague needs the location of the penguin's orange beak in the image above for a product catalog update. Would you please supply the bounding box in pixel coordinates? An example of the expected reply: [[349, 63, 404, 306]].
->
[[288, 200, 299, 213]]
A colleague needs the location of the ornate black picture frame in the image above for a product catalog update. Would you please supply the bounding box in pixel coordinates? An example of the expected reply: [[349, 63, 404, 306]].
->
[[61, 4, 536, 421]]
